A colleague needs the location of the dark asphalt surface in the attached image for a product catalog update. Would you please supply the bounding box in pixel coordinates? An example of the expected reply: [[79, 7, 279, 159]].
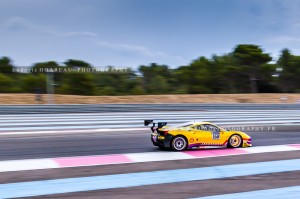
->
[[0, 126, 299, 161], [0, 125, 299, 199], [0, 106, 299, 198], [26, 171, 300, 199]]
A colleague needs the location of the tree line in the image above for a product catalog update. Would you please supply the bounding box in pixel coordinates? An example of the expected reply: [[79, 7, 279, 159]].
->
[[0, 44, 299, 95]]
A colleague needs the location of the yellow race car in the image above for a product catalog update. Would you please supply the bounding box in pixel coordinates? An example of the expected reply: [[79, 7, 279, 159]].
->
[[145, 120, 252, 151]]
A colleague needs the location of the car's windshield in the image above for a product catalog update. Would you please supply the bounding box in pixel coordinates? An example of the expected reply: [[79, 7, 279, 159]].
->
[[172, 122, 194, 128]]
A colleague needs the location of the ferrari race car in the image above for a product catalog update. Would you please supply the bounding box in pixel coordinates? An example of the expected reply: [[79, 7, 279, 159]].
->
[[145, 120, 252, 151]]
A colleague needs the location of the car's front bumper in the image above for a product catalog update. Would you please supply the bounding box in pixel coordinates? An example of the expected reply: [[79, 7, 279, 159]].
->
[[242, 137, 252, 147]]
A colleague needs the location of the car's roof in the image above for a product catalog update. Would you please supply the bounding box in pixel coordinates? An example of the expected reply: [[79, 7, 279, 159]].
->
[[190, 121, 212, 125], [173, 121, 212, 127]]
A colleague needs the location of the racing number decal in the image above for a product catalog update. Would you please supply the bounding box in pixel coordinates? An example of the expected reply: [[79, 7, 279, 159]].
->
[[212, 131, 220, 140]]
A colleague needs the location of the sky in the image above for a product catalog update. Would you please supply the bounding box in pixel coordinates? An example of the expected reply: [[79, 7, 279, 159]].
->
[[1, 0, 300, 68]]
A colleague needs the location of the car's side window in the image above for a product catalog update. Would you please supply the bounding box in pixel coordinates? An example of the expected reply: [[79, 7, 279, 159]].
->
[[203, 124, 220, 132], [194, 125, 206, 131]]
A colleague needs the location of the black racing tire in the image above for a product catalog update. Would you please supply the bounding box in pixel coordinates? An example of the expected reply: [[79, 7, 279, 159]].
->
[[171, 136, 188, 151], [227, 134, 243, 148]]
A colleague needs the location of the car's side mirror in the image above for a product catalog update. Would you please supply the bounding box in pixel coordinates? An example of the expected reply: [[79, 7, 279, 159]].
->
[[187, 129, 195, 133]]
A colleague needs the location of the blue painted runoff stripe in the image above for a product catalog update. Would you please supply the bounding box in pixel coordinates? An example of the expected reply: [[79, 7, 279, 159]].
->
[[190, 186, 300, 199], [0, 159, 300, 198]]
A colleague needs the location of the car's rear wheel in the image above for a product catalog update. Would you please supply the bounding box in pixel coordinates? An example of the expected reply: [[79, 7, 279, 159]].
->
[[228, 134, 242, 148], [171, 136, 187, 151]]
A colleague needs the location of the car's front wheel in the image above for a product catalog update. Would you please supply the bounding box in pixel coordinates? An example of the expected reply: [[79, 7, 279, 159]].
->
[[228, 134, 242, 148], [171, 136, 187, 151]]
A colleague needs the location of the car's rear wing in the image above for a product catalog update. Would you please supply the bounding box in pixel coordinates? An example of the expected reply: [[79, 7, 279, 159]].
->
[[144, 120, 167, 128]]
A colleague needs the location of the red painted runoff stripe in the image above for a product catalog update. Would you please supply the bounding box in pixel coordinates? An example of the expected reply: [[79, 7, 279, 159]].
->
[[288, 144, 300, 149], [184, 148, 247, 157], [0, 144, 299, 173], [54, 154, 132, 167]]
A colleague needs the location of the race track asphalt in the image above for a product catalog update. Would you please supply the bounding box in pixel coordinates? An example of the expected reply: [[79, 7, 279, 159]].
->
[[0, 125, 299, 161], [0, 105, 299, 198]]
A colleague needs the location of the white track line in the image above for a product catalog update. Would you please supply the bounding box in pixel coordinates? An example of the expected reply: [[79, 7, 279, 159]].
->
[[0, 144, 299, 173]]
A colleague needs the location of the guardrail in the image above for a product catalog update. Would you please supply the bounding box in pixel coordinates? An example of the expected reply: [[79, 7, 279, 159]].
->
[[0, 104, 299, 114]]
